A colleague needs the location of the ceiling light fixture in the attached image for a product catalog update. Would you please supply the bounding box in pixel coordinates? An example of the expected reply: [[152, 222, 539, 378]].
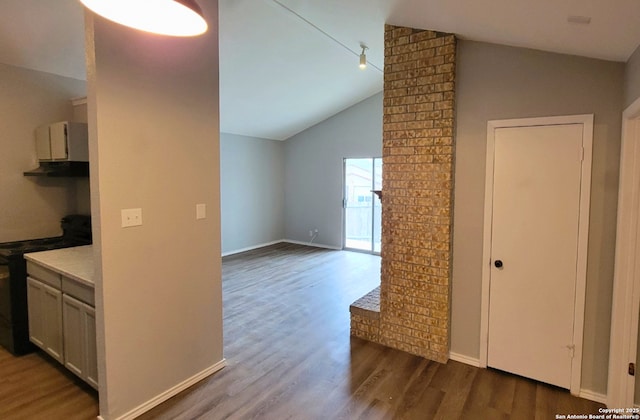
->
[[359, 44, 368, 70], [79, 0, 208, 37]]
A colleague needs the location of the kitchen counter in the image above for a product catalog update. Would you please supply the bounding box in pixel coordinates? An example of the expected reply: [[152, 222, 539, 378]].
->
[[24, 245, 94, 287]]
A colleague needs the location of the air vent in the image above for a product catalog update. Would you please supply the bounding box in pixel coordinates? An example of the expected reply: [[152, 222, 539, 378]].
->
[[567, 15, 592, 24]]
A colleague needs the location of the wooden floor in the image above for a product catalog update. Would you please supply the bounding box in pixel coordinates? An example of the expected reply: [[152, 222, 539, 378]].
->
[[0, 243, 604, 419], [0, 345, 98, 419]]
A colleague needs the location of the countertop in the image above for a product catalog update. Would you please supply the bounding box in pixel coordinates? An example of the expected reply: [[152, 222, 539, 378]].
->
[[24, 245, 94, 287]]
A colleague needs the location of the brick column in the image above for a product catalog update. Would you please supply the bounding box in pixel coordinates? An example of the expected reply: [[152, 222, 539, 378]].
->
[[379, 25, 456, 363], [351, 24, 457, 363]]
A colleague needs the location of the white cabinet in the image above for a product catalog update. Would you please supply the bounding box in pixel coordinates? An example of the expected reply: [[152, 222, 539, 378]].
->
[[63, 295, 98, 389], [26, 260, 97, 390], [26, 277, 64, 363], [35, 121, 88, 161]]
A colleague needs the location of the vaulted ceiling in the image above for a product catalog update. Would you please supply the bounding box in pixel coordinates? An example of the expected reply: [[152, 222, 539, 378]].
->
[[1, 0, 638, 140]]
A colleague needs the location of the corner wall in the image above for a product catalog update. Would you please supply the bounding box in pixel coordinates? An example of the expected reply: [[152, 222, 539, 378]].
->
[[0, 63, 86, 242], [283, 93, 383, 248], [452, 40, 624, 394], [220, 133, 285, 254]]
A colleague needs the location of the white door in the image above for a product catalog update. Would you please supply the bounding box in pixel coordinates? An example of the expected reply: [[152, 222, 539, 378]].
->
[[487, 124, 584, 389]]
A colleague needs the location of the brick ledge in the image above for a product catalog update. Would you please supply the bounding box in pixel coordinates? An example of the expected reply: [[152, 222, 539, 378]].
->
[[349, 287, 380, 319]]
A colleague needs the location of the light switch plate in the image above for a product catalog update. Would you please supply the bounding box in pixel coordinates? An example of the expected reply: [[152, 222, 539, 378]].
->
[[121, 208, 142, 227], [196, 203, 206, 220]]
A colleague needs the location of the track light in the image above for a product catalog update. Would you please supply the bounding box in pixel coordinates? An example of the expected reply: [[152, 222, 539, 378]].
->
[[79, 0, 208, 37], [359, 44, 368, 70]]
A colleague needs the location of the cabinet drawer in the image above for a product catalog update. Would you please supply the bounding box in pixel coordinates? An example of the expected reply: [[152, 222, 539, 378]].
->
[[62, 277, 94, 306], [27, 262, 61, 289]]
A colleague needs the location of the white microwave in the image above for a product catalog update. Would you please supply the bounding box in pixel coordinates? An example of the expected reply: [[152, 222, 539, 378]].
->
[[35, 121, 88, 162]]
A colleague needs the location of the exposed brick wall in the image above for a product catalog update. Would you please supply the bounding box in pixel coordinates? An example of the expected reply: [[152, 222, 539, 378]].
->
[[379, 25, 456, 363], [350, 24, 456, 364], [350, 313, 380, 342], [350, 287, 381, 341]]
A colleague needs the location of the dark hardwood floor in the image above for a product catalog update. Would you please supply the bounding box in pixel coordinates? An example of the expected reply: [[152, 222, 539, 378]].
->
[[0, 243, 604, 419]]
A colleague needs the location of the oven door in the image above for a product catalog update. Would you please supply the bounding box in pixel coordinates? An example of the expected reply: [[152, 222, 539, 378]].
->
[[0, 263, 11, 351], [0, 263, 10, 323]]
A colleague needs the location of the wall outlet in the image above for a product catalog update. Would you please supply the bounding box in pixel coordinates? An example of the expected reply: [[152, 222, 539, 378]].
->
[[121, 208, 142, 228], [308, 230, 313, 237]]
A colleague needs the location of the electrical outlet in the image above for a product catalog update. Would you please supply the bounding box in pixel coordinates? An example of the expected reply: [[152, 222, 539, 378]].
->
[[121, 208, 142, 228], [308, 230, 313, 237]]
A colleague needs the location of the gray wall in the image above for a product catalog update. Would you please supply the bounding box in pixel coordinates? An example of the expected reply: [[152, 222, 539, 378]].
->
[[0, 63, 86, 242], [283, 92, 383, 248], [87, 1, 223, 416], [220, 133, 285, 254], [452, 40, 624, 394], [625, 45, 640, 108]]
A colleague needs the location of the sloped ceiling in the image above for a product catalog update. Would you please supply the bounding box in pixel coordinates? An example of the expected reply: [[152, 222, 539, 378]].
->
[[0, 0, 639, 140]]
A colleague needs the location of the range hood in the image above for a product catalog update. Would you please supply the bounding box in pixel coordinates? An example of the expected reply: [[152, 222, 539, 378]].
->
[[24, 161, 89, 177]]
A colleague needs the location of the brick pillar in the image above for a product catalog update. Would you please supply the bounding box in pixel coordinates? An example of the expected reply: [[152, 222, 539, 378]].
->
[[378, 25, 457, 363]]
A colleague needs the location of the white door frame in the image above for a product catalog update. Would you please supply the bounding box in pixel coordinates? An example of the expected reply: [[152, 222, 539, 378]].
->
[[479, 114, 594, 396], [608, 96, 640, 408]]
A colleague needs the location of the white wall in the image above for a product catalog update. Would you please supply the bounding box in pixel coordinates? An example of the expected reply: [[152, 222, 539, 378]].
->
[[452, 40, 624, 394], [283, 92, 383, 248], [0, 63, 87, 242], [220, 133, 285, 254], [625, 45, 640, 108], [85, 1, 223, 417]]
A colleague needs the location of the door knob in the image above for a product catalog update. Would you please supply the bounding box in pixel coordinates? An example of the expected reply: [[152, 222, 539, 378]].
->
[[494, 260, 503, 268]]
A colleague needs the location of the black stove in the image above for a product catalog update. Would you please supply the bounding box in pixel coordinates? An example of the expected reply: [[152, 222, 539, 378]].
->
[[0, 238, 79, 257], [0, 215, 91, 355]]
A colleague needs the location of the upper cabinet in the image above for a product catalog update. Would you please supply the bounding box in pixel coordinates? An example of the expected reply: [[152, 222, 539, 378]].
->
[[24, 117, 90, 177], [35, 121, 88, 162]]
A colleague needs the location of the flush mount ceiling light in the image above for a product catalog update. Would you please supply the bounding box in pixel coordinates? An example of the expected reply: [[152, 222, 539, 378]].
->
[[359, 44, 368, 70], [79, 0, 208, 37]]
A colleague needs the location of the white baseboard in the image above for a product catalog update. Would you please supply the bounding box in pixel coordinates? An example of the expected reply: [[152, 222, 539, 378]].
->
[[579, 389, 607, 405], [283, 239, 342, 250], [99, 359, 226, 420], [221, 239, 341, 257], [449, 352, 481, 367], [221, 240, 284, 257], [447, 354, 606, 405]]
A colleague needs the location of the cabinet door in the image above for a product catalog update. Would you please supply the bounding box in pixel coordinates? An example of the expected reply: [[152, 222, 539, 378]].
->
[[49, 122, 67, 160], [83, 305, 98, 390], [26, 277, 44, 348], [35, 125, 51, 160], [42, 284, 63, 363], [63, 294, 84, 377], [62, 294, 98, 390]]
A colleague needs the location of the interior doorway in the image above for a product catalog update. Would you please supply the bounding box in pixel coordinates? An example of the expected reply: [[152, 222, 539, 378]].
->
[[608, 97, 640, 408], [343, 158, 382, 254]]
